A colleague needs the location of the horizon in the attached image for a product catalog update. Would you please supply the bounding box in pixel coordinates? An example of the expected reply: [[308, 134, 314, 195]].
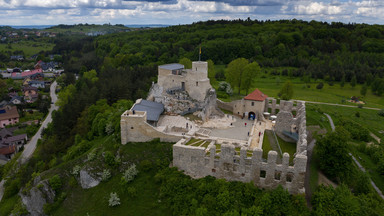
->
[[0, 0, 384, 26]]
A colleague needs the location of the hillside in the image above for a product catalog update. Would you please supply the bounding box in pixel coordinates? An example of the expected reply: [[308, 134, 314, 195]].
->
[[0, 19, 384, 215]]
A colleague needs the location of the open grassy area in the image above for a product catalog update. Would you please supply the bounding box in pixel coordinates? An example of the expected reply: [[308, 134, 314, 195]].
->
[[306, 105, 332, 132], [311, 104, 384, 139], [276, 136, 296, 165], [262, 132, 272, 160], [213, 65, 384, 109], [0, 41, 54, 56], [185, 138, 200, 146]]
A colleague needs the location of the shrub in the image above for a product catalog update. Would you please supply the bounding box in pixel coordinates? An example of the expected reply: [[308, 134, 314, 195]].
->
[[316, 82, 324, 89], [72, 165, 81, 176], [126, 186, 137, 197], [357, 104, 363, 108], [49, 175, 62, 192], [87, 150, 96, 161], [378, 109, 384, 117], [139, 160, 153, 171], [355, 111, 360, 118], [108, 192, 120, 207], [121, 164, 138, 184], [102, 169, 111, 181], [104, 151, 116, 167], [3, 178, 21, 199]]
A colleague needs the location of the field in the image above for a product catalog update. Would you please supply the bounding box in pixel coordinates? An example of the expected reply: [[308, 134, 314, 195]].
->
[[213, 66, 384, 109], [0, 41, 54, 56]]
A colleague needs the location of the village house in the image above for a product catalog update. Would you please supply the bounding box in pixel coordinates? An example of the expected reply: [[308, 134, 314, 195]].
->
[[0, 127, 27, 161], [10, 96, 23, 105], [28, 80, 45, 89], [23, 86, 39, 103], [0, 106, 20, 128]]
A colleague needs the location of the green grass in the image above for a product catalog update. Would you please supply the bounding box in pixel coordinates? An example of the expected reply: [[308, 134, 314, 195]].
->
[[350, 145, 384, 193], [276, 136, 296, 165], [185, 138, 200, 146], [0, 41, 54, 56], [19, 111, 45, 123], [0, 195, 19, 216], [201, 141, 210, 149], [306, 105, 332, 132], [212, 66, 384, 109], [262, 132, 272, 160], [309, 152, 320, 193], [49, 138, 174, 215], [312, 104, 384, 140], [215, 144, 221, 150], [247, 150, 253, 157]]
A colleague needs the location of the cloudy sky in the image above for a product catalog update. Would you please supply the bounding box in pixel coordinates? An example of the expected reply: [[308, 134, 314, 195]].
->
[[0, 0, 383, 25]]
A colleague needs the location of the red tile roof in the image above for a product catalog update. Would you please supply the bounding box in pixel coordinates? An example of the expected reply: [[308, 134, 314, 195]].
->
[[244, 89, 268, 101], [0, 145, 16, 155]]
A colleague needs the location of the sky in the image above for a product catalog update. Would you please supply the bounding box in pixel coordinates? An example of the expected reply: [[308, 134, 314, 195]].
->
[[0, 0, 383, 25]]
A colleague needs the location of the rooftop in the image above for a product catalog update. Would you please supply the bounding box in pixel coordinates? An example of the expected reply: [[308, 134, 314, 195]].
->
[[0, 106, 19, 121], [158, 63, 184, 71], [132, 99, 164, 122], [244, 89, 268, 101]]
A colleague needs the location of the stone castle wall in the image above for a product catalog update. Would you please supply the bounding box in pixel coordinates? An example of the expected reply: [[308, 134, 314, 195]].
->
[[173, 139, 307, 194], [120, 110, 182, 144]]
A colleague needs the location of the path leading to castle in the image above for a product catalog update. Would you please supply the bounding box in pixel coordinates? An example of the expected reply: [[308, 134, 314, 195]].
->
[[300, 100, 381, 111], [324, 112, 384, 200], [0, 81, 58, 202]]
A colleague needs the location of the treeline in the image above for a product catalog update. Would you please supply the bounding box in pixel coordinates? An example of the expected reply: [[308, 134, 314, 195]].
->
[[92, 19, 384, 85]]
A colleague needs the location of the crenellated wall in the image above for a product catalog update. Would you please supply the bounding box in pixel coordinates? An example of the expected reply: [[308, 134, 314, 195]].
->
[[173, 138, 307, 194]]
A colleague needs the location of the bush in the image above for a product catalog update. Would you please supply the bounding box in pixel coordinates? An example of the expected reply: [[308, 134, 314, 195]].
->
[[49, 175, 62, 192], [139, 160, 153, 171], [104, 151, 117, 167], [357, 104, 363, 108], [121, 164, 138, 184], [378, 109, 384, 117], [126, 186, 137, 197], [355, 111, 360, 118], [316, 82, 324, 89], [72, 165, 81, 176], [3, 178, 21, 199], [108, 192, 120, 207], [102, 169, 111, 181]]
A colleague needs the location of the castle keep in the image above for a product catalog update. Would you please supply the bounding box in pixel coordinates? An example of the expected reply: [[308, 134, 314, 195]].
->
[[121, 61, 308, 194]]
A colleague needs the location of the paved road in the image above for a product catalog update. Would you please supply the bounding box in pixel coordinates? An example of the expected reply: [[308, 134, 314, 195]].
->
[[19, 81, 58, 163], [324, 113, 335, 131], [299, 100, 381, 111], [349, 153, 384, 200], [0, 81, 58, 202]]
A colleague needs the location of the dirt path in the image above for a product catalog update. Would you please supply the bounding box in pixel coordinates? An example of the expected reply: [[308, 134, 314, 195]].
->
[[298, 100, 381, 111], [370, 132, 381, 144], [324, 113, 335, 131]]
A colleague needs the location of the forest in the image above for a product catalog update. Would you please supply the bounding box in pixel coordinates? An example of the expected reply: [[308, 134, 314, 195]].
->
[[0, 19, 384, 215]]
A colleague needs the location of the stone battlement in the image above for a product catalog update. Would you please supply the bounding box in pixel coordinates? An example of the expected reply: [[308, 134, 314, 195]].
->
[[173, 136, 306, 194]]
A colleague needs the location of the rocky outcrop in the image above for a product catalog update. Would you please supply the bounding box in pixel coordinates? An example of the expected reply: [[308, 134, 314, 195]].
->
[[20, 180, 55, 216], [79, 169, 101, 189]]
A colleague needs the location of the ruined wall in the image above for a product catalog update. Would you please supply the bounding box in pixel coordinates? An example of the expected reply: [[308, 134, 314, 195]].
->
[[216, 99, 235, 112], [265, 98, 298, 114], [173, 139, 307, 194], [120, 110, 182, 144]]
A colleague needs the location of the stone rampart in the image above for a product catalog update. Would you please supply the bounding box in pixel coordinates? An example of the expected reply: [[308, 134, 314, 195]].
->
[[173, 137, 307, 194], [120, 110, 182, 144], [216, 99, 234, 113]]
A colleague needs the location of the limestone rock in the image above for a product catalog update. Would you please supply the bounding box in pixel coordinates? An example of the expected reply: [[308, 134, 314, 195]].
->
[[20, 180, 55, 216], [79, 169, 101, 189]]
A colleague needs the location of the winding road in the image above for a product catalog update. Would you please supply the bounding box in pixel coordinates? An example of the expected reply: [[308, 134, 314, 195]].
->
[[0, 81, 58, 202], [299, 100, 381, 111]]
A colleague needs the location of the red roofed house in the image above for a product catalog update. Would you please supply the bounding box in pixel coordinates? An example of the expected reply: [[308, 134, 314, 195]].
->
[[233, 88, 268, 120], [0, 106, 20, 128]]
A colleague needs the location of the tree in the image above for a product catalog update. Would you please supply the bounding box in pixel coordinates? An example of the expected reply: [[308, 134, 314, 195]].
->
[[340, 75, 345, 88], [179, 57, 192, 69], [277, 81, 294, 100], [207, 59, 215, 81], [360, 83, 367, 96], [315, 126, 352, 181], [241, 62, 260, 94], [351, 75, 357, 88], [226, 58, 248, 94]]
